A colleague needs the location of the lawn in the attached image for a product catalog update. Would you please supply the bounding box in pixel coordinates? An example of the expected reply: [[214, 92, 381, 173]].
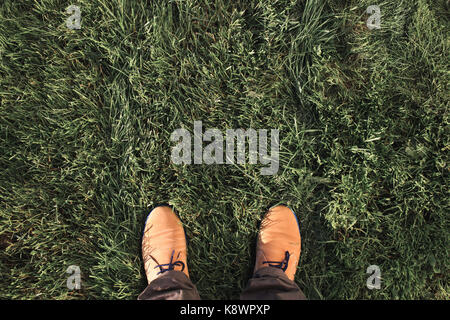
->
[[0, 0, 448, 299]]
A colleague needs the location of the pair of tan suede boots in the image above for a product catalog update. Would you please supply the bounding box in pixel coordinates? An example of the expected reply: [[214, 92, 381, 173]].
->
[[142, 205, 301, 284]]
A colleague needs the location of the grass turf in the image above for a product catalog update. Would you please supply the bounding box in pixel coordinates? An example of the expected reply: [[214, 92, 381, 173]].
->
[[0, 0, 448, 299]]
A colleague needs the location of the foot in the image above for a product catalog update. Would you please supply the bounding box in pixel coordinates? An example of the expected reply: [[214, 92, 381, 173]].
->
[[142, 206, 189, 284], [254, 205, 301, 281]]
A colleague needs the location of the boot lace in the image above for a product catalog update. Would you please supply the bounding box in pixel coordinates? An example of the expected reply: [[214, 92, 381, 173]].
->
[[153, 250, 185, 275], [262, 251, 290, 272]]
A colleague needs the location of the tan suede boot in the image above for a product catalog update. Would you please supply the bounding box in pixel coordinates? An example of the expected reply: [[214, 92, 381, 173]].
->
[[253, 205, 302, 281], [142, 206, 189, 284]]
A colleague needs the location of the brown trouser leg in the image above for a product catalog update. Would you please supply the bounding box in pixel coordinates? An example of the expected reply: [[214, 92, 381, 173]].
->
[[240, 267, 307, 300], [138, 267, 306, 300], [137, 270, 201, 300]]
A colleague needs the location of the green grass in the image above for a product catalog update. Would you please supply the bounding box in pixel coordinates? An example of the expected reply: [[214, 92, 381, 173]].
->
[[0, 0, 448, 300]]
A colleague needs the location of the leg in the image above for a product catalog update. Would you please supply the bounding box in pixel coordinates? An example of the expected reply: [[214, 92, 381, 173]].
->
[[240, 267, 306, 300], [139, 206, 200, 300], [241, 205, 307, 300], [138, 270, 200, 300]]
